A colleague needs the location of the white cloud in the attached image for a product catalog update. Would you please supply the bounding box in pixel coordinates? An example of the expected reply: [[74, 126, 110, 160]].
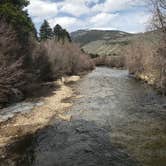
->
[[27, 0, 58, 20], [138, 13, 151, 24], [90, 13, 119, 27], [48, 16, 78, 29], [106, 11, 150, 33], [27, 0, 150, 33], [90, 27, 118, 31], [59, 3, 89, 17], [59, 0, 102, 17], [82, 11, 150, 33], [92, 0, 142, 13]]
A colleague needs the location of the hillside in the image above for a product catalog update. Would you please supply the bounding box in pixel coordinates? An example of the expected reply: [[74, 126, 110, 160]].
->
[[70, 30, 133, 56], [71, 30, 132, 45], [71, 29, 160, 56]]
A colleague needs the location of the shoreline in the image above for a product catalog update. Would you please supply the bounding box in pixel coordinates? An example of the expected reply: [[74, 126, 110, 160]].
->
[[0, 76, 80, 159]]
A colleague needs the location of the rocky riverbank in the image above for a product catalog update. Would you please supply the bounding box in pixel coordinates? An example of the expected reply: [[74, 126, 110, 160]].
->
[[0, 76, 80, 160]]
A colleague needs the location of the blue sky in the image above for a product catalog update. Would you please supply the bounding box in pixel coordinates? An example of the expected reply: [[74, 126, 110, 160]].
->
[[27, 0, 151, 33]]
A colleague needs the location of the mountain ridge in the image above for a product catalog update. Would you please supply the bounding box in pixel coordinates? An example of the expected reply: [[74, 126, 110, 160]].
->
[[71, 29, 133, 47], [70, 29, 159, 56]]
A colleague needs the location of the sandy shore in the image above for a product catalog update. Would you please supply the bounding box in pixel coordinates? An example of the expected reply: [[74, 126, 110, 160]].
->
[[0, 76, 80, 156]]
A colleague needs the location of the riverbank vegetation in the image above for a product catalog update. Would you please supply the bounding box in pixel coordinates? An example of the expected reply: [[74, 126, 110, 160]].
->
[[0, 0, 94, 107], [83, 52, 125, 68], [125, 0, 166, 94], [93, 55, 125, 68], [71, 0, 166, 94]]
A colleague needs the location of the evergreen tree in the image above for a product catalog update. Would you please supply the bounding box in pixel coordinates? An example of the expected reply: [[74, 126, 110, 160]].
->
[[53, 24, 63, 41], [0, 0, 36, 42], [63, 29, 72, 42], [39, 20, 53, 40], [53, 24, 72, 43], [0, 0, 29, 9]]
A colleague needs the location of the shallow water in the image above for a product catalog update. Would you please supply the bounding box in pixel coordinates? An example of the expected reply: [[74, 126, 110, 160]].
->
[[0, 102, 43, 123], [3, 67, 166, 166]]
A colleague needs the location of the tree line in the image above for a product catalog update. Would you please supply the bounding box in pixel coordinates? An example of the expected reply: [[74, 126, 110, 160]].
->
[[39, 20, 71, 42], [0, 0, 94, 107]]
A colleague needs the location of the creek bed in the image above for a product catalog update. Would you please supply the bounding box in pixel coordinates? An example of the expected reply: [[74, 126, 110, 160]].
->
[[2, 67, 166, 166]]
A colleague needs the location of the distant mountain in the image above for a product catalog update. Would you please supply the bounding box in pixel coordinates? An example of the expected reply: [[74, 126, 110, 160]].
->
[[71, 29, 132, 46], [70, 29, 134, 56], [70, 29, 159, 56]]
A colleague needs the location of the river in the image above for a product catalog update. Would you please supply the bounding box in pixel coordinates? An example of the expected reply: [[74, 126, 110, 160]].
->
[[3, 67, 166, 166]]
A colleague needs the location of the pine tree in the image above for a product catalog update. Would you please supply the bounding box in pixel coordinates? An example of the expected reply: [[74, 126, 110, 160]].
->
[[63, 29, 72, 42], [39, 20, 53, 41], [0, 0, 29, 9], [53, 24, 72, 43], [0, 0, 36, 42], [53, 24, 63, 41]]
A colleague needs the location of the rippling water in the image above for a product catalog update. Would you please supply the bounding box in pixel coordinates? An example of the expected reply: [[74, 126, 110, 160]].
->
[[5, 67, 166, 166]]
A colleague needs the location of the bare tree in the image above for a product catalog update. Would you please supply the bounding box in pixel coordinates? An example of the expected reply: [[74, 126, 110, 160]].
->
[[150, 0, 166, 92], [148, 0, 166, 94], [41, 40, 94, 78], [148, 0, 166, 32]]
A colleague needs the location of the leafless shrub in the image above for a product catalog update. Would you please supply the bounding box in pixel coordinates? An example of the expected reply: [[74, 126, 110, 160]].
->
[[125, 0, 166, 93], [125, 39, 145, 75], [0, 20, 94, 107], [29, 39, 53, 81], [0, 58, 26, 105], [93, 56, 107, 66], [147, 0, 166, 33], [105, 56, 125, 68], [0, 21, 26, 105], [93, 56, 125, 68], [41, 40, 94, 78], [125, 36, 166, 94], [0, 19, 21, 65], [0, 19, 53, 106], [157, 40, 166, 93]]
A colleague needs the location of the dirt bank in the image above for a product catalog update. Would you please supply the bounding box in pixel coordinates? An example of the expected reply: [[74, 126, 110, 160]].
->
[[131, 71, 166, 95], [0, 76, 80, 157]]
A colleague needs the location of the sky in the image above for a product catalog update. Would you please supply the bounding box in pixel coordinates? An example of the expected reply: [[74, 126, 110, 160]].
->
[[27, 0, 151, 33]]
